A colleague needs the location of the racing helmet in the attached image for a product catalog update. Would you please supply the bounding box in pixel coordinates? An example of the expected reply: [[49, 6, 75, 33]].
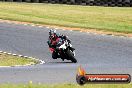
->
[[49, 29, 57, 39]]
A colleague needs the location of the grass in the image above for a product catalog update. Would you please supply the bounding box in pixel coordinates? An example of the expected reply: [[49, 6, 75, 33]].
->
[[0, 2, 132, 33], [0, 52, 38, 66], [0, 83, 131, 88]]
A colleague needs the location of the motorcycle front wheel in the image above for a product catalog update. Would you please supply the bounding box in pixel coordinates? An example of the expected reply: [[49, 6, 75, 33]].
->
[[67, 49, 77, 63]]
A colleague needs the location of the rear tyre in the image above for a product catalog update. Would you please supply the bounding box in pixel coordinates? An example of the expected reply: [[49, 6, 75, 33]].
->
[[67, 49, 77, 63]]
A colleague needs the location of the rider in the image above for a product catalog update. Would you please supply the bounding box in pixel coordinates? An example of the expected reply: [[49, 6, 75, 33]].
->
[[47, 29, 72, 59]]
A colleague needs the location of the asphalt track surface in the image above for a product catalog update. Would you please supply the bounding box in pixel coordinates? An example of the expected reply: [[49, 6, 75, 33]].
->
[[0, 22, 132, 84]]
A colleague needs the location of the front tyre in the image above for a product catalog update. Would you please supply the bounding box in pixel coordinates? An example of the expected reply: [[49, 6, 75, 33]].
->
[[67, 49, 77, 63]]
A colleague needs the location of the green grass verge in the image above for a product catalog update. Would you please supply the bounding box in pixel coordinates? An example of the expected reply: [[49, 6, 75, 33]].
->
[[0, 2, 132, 33], [0, 83, 131, 88], [0, 53, 38, 66]]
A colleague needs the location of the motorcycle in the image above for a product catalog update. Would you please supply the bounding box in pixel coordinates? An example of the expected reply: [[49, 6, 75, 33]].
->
[[49, 38, 77, 63]]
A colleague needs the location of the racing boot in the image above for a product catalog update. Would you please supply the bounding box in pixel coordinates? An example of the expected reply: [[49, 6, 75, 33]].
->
[[52, 51, 58, 59]]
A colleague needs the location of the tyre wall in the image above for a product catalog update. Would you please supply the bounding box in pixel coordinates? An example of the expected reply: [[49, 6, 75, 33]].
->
[[0, 0, 132, 7]]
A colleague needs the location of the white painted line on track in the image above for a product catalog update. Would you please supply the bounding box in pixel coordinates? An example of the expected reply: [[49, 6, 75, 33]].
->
[[40, 60, 45, 64], [94, 33, 97, 35], [1, 19, 132, 41], [24, 56, 28, 58], [0, 66, 11, 68], [33, 24, 132, 40], [46, 27, 50, 29], [3, 52, 7, 54], [0, 50, 46, 67], [7, 53, 12, 55], [120, 36, 125, 38], [18, 55, 23, 57], [12, 54, 17, 56], [31, 25, 35, 27], [38, 26, 43, 28], [101, 34, 106, 36], [24, 24, 28, 25]]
